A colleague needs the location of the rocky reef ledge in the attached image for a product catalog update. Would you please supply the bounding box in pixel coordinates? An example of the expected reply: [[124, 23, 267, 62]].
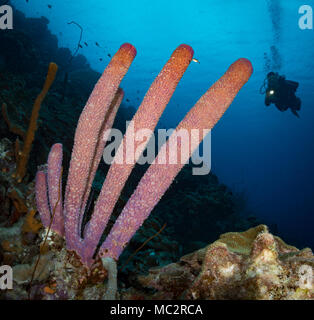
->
[[1, 216, 313, 300], [123, 225, 313, 300]]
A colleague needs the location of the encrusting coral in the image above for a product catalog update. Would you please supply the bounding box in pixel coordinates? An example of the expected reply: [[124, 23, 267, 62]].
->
[[133, 225, 314, 300], [35, 43, 253, 272]]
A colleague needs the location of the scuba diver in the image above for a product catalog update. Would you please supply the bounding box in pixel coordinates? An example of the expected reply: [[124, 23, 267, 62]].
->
[[260, 72, 301, 117]]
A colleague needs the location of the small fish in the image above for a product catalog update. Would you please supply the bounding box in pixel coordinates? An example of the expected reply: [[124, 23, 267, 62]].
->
[[26, 0, 29, 3], [192, 58, 200, 64], [79, 44, 83, 48], [99, 58, 103, 61], [126, 99, 130, 102], [107, 53, 111, 58], [48, 4, 52, 9], [95, 42, 100, 47], [84, 42, 88, 47]]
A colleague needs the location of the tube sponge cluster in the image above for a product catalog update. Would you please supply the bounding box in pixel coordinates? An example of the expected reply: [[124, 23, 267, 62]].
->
[[82, 44, 194, 262], [35, 43, 253, 268], [99, 58, 253, 259]]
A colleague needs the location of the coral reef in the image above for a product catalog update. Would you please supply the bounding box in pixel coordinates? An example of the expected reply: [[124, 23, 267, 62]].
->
[[1, 4, 311, 301], [125, 225, 313, 300]]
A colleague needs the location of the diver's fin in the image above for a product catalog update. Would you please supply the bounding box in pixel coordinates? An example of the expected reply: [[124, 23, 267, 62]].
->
[[291, 109, 300, 118]]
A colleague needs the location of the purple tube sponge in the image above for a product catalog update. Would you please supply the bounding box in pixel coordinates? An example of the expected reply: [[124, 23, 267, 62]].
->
[[82, 44, 194, 263], [99, 58, 253, 260], [64, 44, 136, 256], [35, 143, 63, 236]]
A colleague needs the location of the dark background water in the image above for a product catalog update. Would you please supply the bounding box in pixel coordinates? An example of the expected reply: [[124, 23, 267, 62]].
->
[[10, 0, 314, 248]]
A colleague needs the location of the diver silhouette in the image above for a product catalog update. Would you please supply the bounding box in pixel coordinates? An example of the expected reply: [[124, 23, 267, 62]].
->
[[261, 72, 301, 118]]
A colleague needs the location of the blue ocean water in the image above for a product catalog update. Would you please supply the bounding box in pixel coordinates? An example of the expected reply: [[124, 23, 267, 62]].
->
[[11, 0, 314, 248]]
